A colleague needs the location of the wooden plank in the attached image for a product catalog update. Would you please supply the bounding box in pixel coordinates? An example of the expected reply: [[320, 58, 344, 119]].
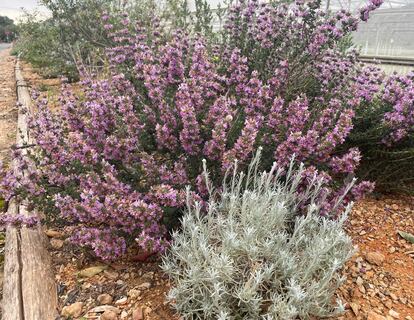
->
[[2, 59, 58, 320], [20, 206, 58, 319], [2, 201, 24, 320], [15, 61, 30, 146]]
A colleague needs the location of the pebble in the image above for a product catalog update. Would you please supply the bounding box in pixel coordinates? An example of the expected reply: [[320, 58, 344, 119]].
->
[[120, 311, 128, 319], [88, 305, 120, 314], [359, 285, 366, 294], [385, 300, 393, 309], [352, 287, 362, 298], [137, 282, 152, 290], [45, 229, 64, 238], [104, 270, 119, 280], [50, 239, 64, 249], [349, 302, 359, 316], [133, 307, 144, 320], [101, 310, 118, 320], [115, 297, 128, 306], [61, 302, 83, 318], [81, 282, 92, 290], [97, 293, 113, 305], [389, 310, 400, 319], [366, 252, 386, 266], [367, 311, 387, 320], [128, 289, 141, 299]]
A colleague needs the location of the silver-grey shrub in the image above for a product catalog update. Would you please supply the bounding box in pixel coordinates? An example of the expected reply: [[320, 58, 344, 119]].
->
[[162, 151, 355, 320]]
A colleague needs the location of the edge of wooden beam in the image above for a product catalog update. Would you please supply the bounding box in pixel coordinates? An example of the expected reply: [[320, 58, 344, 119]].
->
[[2, 58, 58, 320]]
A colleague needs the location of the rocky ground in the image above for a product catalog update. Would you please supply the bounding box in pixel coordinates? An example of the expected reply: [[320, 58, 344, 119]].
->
[[43, 195, 413, 320], [338, 195, 414, 320], [0, 52, 413, 320]]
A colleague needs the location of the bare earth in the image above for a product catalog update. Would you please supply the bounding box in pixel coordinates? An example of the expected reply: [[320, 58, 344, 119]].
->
[[0, 51, 412, 320], [0, 49, 17, 166]]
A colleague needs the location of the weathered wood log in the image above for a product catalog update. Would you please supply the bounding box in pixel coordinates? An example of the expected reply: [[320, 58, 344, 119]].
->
[[2, 201, 23, 320], [2, 59, 58, 320], [20, 223, 58, 319]]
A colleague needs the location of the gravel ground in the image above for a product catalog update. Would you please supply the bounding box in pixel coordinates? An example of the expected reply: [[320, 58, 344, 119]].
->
[[43, 195, 413, 320]]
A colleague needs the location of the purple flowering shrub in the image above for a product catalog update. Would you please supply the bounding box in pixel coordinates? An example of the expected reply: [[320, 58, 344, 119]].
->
[[381, 73, 414, 144], [348, 71, 414, 193], [1, 0, 397, 260]]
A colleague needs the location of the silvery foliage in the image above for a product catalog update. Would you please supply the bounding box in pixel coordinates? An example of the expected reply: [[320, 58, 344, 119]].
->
[[162, 149, 355, 320]]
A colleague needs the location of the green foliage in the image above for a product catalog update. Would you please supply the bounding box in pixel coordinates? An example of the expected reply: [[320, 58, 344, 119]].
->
[[338, 33, 353, 53], [398, 230, 414, 244], [13, 0, 220, 79], [163, 0, 192, 30], [194, 0, 214, 36], [162, 0, 227, 40], [0, 198, 5, 212], [13, 0, 148, 80], [348, 98, 414, 194], [0, 16, 17, 42], [13, 12, 78, 79], [41, 0, 115, 47]]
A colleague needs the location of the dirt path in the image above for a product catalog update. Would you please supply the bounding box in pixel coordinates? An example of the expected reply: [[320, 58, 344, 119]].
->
[[0, 49, 17, 166], [0, 47, 16, 319]]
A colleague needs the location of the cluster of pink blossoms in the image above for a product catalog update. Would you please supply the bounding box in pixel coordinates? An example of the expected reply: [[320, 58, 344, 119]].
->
[[3, 0, 410, 260]]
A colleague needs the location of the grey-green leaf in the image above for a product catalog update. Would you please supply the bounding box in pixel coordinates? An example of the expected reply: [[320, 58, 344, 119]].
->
[[398, 231, 414, 244]]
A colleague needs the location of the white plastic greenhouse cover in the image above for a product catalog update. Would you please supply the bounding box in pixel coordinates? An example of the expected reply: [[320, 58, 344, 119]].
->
[[184, 0, 414, 62]]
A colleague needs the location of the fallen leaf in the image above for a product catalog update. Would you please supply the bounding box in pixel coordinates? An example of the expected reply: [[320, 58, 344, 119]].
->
[[78, 265, 108, 278], [398, 230, 414, 244]]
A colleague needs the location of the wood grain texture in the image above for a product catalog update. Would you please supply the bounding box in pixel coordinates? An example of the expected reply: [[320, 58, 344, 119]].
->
[[20, 222, 58, 320], [2, 201, 24, 320], [2, 59, 58, 320]]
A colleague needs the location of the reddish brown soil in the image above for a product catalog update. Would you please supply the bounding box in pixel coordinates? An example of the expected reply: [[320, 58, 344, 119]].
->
[[338, 195, 414, 320], [43, 195, 413, 320]]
